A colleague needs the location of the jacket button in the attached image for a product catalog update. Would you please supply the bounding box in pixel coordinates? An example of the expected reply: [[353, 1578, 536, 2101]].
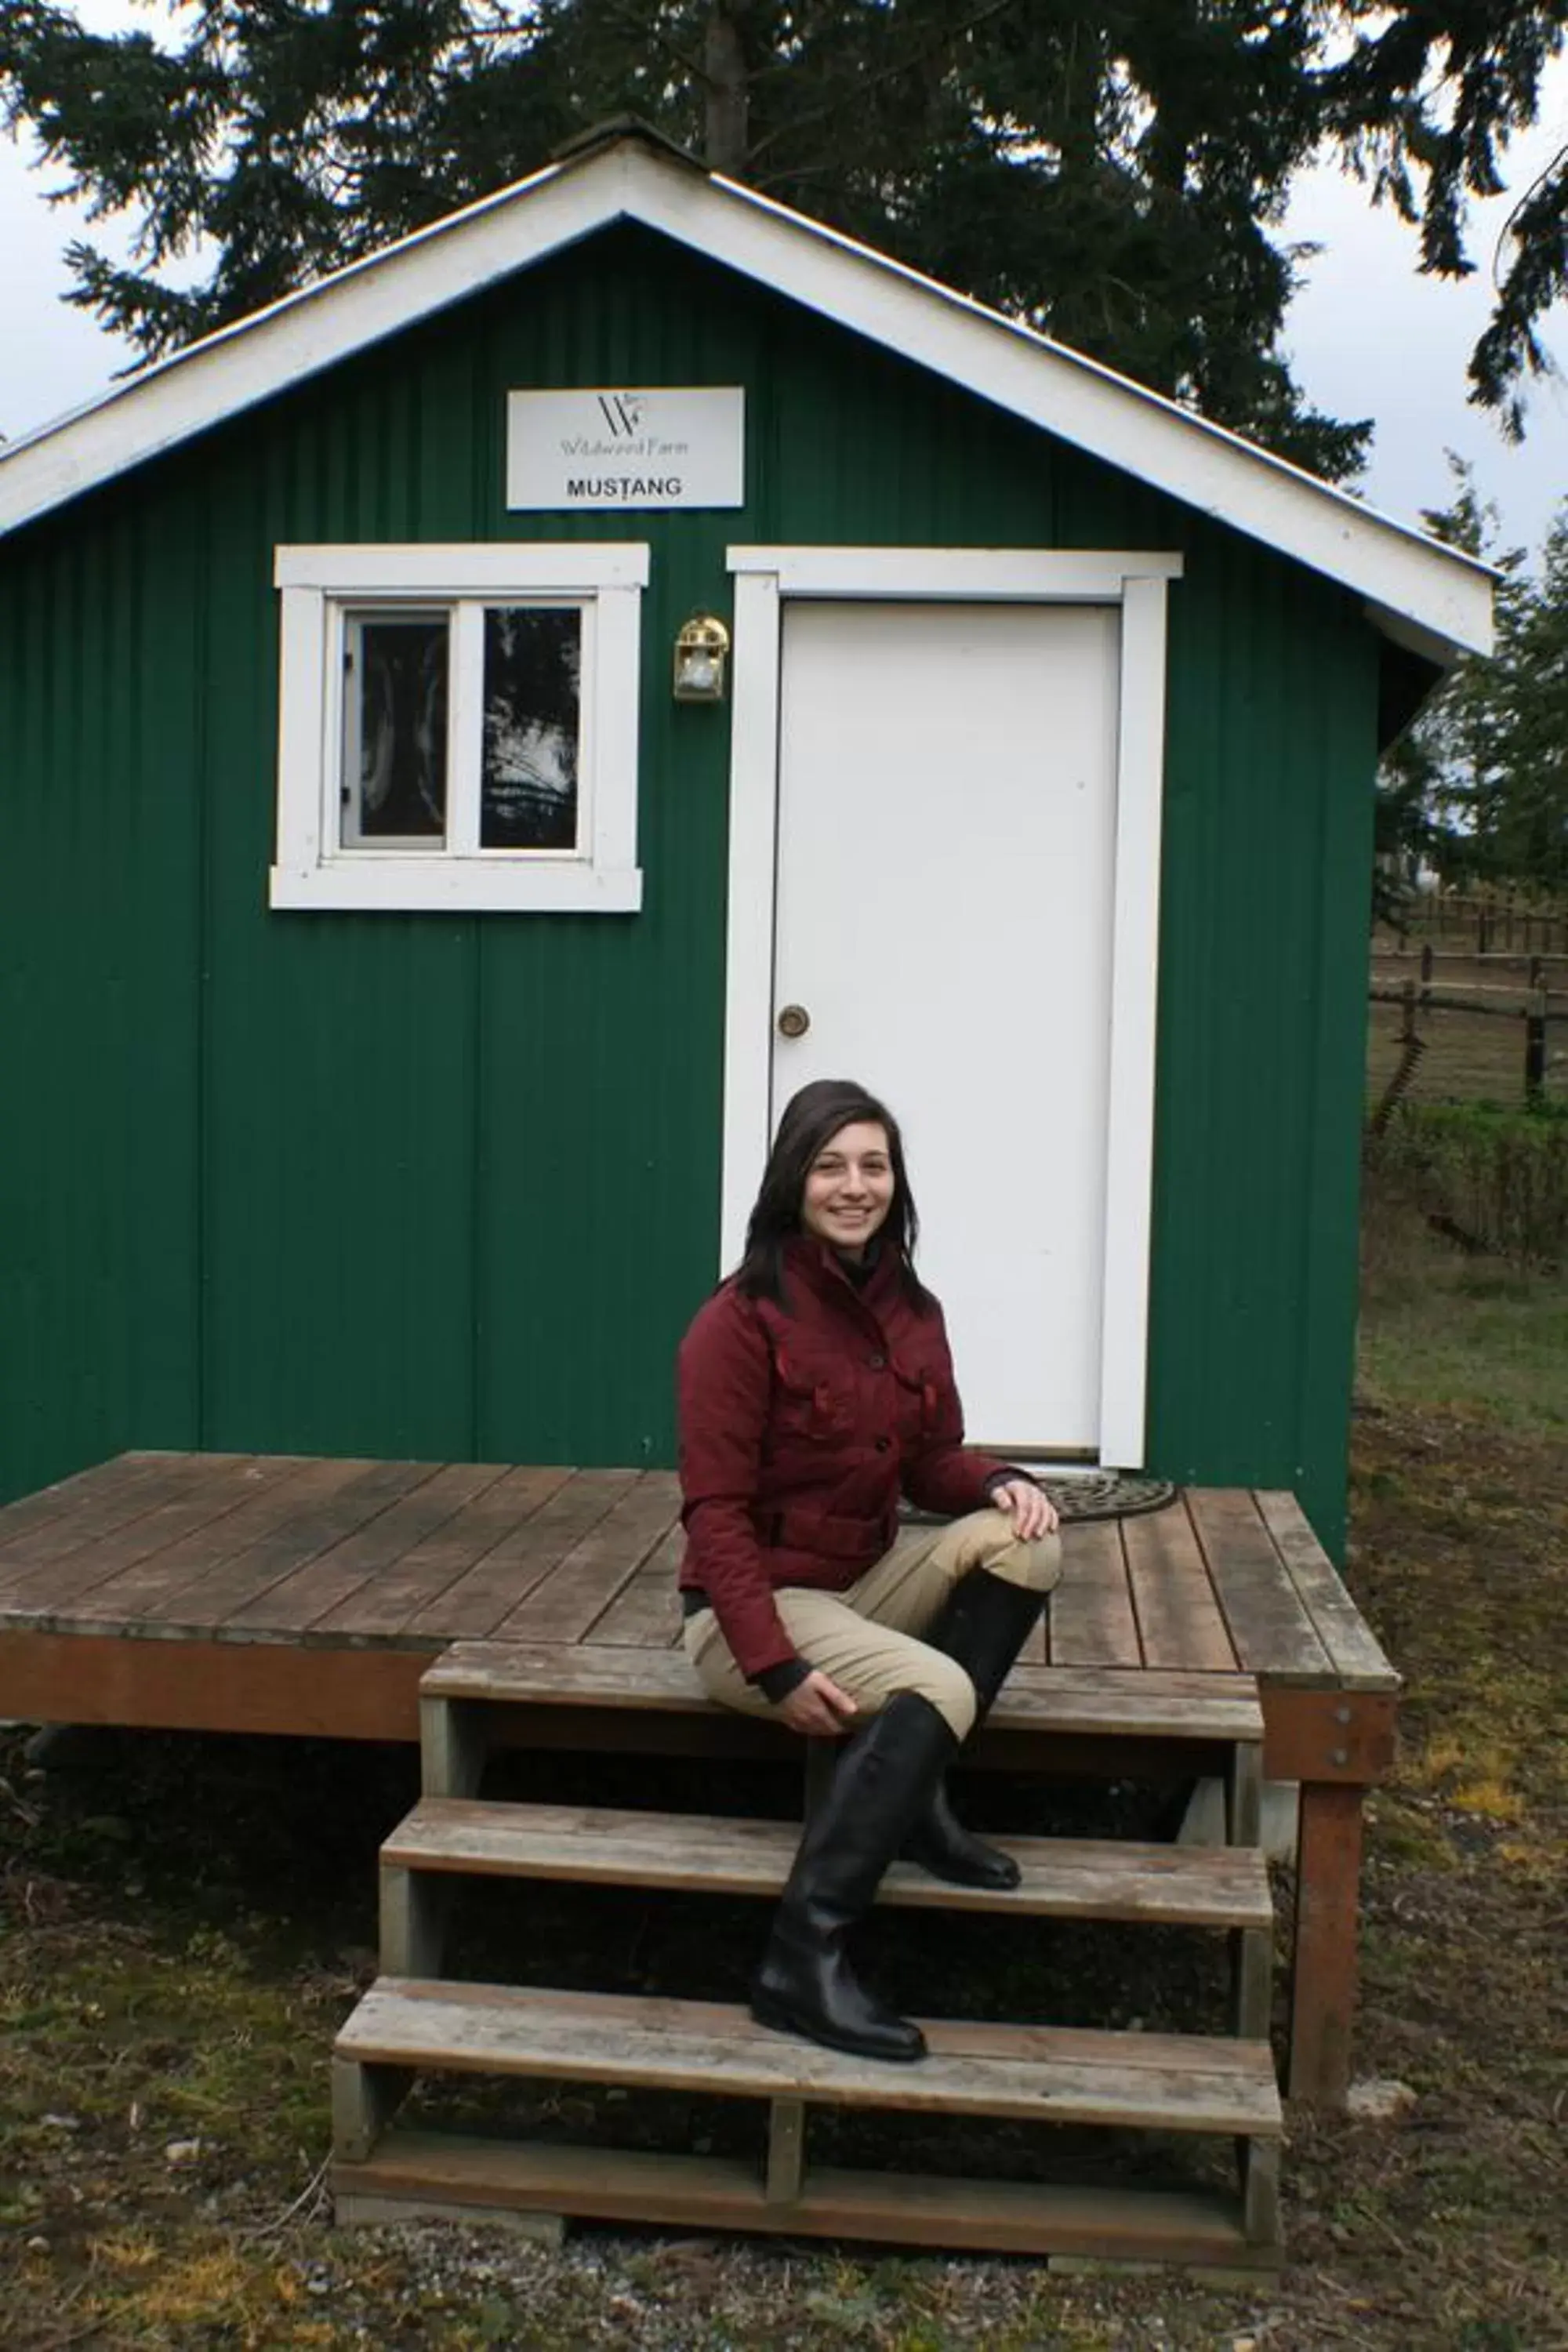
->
[[868, 1352, 886, 1370], [875, 1436, 891, 1453]]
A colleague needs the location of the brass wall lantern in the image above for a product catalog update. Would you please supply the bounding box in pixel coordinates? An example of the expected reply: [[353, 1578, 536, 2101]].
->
[[673, 612, 730, 703]]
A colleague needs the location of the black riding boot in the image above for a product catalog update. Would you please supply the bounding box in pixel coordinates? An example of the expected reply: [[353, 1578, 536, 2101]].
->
[[902, 1567, 1048, 1891], [750, 1690, 958, 2063]]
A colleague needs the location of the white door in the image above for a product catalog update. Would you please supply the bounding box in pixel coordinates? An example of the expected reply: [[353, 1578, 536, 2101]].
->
[[771, 599, 1120, 1454]]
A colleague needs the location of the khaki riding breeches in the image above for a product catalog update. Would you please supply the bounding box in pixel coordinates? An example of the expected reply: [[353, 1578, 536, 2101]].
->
[[683, 1508, 1062, 1740]]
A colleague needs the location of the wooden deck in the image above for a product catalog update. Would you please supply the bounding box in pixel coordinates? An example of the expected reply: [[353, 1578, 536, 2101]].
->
[[0, 1450, 1399, 2102]]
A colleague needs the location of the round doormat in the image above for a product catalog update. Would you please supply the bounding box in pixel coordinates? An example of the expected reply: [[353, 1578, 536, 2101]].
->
[[1036, 1472, 1178, 1522], [902, 1473, 1177, 1526]]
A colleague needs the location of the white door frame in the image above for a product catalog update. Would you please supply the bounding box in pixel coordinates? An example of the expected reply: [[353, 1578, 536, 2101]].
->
[[719, 546, 1181, 1468]]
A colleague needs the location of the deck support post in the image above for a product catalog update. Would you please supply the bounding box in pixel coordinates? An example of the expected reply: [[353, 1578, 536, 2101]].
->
[[766, 2099, 807, 2202], [332, 2056, 413, 2164], [1225, 1740, 1262, 1847], [1232, 1926, 1272, 2044], [421, 1695, 488, 1798], [1240, 2136, 1281, 2246], [380, 1862, 451, 1980], [1287, 1780, 1364, 2107]]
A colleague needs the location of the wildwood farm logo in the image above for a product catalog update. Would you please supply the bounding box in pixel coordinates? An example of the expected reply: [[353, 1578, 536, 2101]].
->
[[559, 391, 691, 465], [560, 392, 695, 499], [597, 393, 646, 436]]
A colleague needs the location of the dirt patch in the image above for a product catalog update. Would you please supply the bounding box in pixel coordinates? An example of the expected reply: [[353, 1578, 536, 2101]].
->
[[3, 1403, 1565, 2348]]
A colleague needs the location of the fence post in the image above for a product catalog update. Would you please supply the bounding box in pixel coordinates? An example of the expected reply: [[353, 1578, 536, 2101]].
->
[[1525, 973, 1548, 1109]]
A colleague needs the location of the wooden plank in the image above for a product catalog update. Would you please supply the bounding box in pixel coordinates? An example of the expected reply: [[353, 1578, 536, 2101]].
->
[[1288, 1782, 1365, 2107], [136, 1460, 445, 1633], [34, 1457, 389, 1633], [382, 1798, 1275, 1929], [337, 1980, 1283, 2135], [1184, 1490, 1334, 1686], [1049, 1521, 1141, 1668], [311, 1466, 581, 1639], [492, 1474, 683, 1642], [401, 1468, 638, 1639], [0, 1457, 310, 1617], [1123, 1505, 1236, 1672], [1253, 1492, 1400, 1690], [336, 2188, 564, 2244], [581, 1524, 685, 1649], [422, 1642, 1264, 1744], [222, 1464, 514, 1637], [335, 2132, 1276, 2264], [0, 1452, 203, 1552], [0, 1629, 426, 1740]]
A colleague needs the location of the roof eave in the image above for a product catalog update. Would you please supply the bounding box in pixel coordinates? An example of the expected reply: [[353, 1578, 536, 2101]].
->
[[0, 140, 1494, 660]]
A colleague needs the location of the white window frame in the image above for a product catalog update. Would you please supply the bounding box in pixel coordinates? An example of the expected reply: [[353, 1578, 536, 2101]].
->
[[270, 543, 649, 912], [720, 545, 1181, 1470]]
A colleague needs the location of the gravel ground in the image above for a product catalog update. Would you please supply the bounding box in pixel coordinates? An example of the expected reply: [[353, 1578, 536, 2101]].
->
[[3, 1390, 1564, 2350]]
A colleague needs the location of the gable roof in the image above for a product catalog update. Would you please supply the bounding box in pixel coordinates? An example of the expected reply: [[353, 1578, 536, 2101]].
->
[[0, 132, 1492, 659]]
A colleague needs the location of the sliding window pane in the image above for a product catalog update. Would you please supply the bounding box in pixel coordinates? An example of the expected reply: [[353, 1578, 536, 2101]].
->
[[343, 612, 448, 845], [481, 607, 581, 851]]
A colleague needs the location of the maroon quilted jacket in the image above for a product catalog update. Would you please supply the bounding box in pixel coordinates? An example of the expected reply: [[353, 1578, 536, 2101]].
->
[[677, 1236, 1013, 1679]]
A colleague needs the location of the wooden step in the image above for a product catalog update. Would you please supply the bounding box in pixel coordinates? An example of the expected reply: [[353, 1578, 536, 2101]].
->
[[333, 2128, 1280, 2268], [381, 1798, 1275, 1928], [421, 1642, 1265, 1744], [334, 1979, 1283, 2139]]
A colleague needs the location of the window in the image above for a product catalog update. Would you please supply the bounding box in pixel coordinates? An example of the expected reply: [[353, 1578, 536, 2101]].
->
[[270, 544, 648, 911]]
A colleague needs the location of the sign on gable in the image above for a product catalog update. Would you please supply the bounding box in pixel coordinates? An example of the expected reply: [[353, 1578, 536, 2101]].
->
[[506, 387, 745, 510]]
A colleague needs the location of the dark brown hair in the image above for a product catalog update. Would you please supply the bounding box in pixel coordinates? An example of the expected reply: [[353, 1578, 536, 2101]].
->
[[734, 1078, 933, 1308]]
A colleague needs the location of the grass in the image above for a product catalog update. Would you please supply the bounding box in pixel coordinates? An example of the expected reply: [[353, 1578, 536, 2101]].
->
[[1357, 1167, 1568, 1429], [2, 1166, 1565, 2347]]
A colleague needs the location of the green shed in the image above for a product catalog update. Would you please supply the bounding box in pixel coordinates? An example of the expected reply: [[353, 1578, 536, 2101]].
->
[[0, 127, 1491, 1558]]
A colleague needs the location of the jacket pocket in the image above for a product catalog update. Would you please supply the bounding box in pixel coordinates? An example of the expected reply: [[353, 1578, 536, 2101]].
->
[[891, 1356, 940, 1440], [772, 1348, 857, 1442]]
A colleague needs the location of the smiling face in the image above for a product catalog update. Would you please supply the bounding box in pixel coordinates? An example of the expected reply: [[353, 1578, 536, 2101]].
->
[[800, 1120, 896, 1261]]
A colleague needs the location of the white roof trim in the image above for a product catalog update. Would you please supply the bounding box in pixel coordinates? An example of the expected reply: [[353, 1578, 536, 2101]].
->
[[0, 140, 1493, 657]]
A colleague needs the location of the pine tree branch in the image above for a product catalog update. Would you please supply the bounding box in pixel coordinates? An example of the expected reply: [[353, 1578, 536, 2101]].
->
[[592, 0, 717, 98], [745, 0, 1016, 171]]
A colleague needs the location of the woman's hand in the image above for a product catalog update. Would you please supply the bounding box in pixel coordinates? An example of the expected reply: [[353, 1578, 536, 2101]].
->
[[993, 1478, 1059, 1541], [778, 1668, 859, 1738]]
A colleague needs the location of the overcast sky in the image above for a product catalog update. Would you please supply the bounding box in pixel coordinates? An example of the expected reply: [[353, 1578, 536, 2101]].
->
[[2, 5, 1565, 562]]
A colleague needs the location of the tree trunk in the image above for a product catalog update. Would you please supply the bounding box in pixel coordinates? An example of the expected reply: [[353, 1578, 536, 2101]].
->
[[704, 4, 750, 176]]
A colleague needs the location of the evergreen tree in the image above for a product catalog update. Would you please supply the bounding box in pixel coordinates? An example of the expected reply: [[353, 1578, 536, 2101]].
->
[[4, 5, 1564, 468], [0, 0, 1370, 476], [1380, 463, 1568, 898], [1325, 4, 1568, 437]]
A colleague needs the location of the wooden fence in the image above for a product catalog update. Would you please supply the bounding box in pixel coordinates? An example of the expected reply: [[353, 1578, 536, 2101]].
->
[[1388, 890, 1568, 957], [1368, 940, 1566, 1120]]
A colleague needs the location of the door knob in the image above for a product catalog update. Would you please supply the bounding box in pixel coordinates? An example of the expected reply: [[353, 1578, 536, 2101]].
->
[[776, 1003, 811, 1039]]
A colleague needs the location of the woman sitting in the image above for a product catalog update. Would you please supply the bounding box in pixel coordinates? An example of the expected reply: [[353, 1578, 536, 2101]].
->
[[677, 1077, 1062, 2063]]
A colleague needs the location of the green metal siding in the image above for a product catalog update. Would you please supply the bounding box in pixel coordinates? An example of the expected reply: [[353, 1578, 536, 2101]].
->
[[0, 225, 1376, 1552]]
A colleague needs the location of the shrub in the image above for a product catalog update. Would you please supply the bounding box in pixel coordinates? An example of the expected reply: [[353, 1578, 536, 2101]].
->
[[1367, 1101, 1568, 1268]]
